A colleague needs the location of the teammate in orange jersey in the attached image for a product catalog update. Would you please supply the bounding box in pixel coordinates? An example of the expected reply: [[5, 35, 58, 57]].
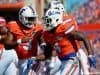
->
[[0, 16, 18, 75], [41, 8, 96, 75], [42, 8, 79, 75], [47, 1, 96, 74], [7, 5, 43, 75]]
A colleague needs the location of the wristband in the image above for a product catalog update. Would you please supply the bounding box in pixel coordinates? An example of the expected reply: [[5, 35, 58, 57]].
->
[[17, 39, 22, 44]]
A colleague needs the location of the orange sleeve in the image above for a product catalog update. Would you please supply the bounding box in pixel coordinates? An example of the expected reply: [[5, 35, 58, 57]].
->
[[63, 15, 79, 31], [7, 21, 25, 39], [56, 23, 75, 34], [55, 24, 69, 33], [71, 16, 79, 31]]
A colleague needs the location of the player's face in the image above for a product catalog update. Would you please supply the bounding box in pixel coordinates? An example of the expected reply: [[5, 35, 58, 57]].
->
[[23, 17, 37, 28], [0, 25, 8, 34], [26, 17, 37, 24]]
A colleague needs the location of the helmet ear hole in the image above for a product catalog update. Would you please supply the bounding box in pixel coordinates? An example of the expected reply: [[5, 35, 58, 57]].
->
[[56, 19, 59, 22]]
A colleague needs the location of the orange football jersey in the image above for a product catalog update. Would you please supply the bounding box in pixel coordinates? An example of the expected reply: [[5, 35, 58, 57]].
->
[[7, 21, 43, 59], [42, 24, 79, 58]]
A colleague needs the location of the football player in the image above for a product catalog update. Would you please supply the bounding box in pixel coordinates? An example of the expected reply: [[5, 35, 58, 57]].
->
[[42, 8, 96, 75], [7, 5, 43, 75], [47, 1, 96, 74]]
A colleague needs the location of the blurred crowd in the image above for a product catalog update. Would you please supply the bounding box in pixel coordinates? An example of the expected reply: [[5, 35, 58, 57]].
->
[[0, 0, 24, 3], [92, 37, 100, 73], [70, 0, 100, 73], [72, 0, 100, 25]]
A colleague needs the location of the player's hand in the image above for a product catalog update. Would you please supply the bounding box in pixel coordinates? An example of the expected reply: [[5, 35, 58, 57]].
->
[[31, 55, 45, 61], [88, 55, 96, 68], [21, 36, 32, 43]]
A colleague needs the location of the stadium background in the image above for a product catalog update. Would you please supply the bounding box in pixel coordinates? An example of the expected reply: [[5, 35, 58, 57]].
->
[[0, 0, 100, 74]]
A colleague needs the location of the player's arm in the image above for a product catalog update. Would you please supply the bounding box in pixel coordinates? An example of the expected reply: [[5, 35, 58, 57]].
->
[[2, 32, 19, 49], [70, 31, 94, 55], [0, 25, 18, 49], [71, 31, 97, 68], [3, 31, 32, 49]]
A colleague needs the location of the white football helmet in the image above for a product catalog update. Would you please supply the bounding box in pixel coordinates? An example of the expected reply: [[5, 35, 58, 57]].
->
[[42, 8, 62, 31], [19, 6, 38, 28], [49, 1, 65, 14]]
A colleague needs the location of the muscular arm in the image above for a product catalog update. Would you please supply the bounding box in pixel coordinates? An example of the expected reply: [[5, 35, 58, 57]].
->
[[3, 32, 18, 49], [70, 31, 94, 55]]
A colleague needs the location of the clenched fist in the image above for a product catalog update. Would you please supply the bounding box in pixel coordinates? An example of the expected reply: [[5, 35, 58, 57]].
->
[[21, 36, 32, 43]]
